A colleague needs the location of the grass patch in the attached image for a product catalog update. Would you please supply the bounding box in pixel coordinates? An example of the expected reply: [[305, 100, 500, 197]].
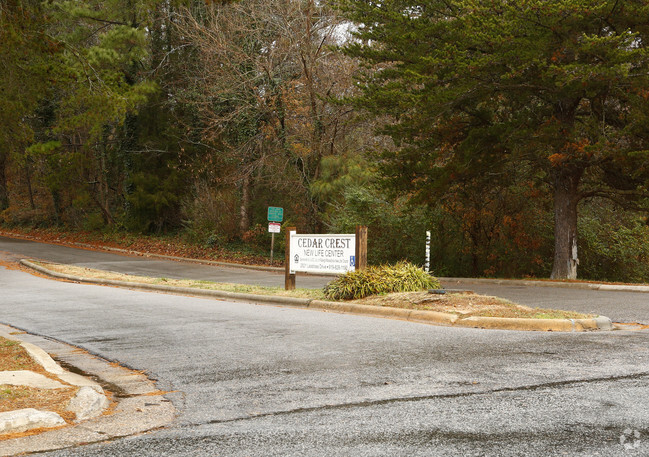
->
[[35, 262, 325, 300], [0, 337, 41, 372], [0, 337, 79, 426], [0, 385, 78, 420], [352, 291, 595, 320], [0, 386, 29, 401]]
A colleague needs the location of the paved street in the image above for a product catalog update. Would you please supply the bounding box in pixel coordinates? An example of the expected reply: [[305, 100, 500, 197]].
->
[[0, 236, 330, 288], [1, 237, 649, 455], [1, 235, 648, 323], [447, 281, 649, 324]]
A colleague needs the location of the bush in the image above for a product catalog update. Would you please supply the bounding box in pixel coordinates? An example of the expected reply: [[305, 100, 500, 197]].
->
[[326, 186, 432, 266], [578, 205, 649, 283], [181, 183, 239, 247], [323, 261, 441, 300]]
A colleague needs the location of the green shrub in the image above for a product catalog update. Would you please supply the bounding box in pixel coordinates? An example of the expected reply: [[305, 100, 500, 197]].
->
[[323, 261, 441, 300], [326, 186, 432, 266], [578, 205, 649, 283]]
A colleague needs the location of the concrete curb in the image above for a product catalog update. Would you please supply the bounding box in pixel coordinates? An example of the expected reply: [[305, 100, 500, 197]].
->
[[0, 409, 66, 435], [20, 259, 613, 333], [0, 323, 176, 456], [0, 331, 107, 393], [441, 277, 649, 293], [0, 328, 110, 436], [20, 258, 312, 307]]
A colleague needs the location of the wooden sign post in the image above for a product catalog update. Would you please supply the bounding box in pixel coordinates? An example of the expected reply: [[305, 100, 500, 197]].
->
[[355, 225, 367, 271], [285, 227, 296, 290]]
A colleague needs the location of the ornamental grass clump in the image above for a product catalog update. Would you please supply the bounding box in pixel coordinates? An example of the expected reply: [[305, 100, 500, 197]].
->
[[323, 261, 441, 300]]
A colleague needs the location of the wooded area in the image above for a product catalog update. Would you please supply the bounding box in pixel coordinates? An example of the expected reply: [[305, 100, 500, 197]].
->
[[2, 0, 649, 281]]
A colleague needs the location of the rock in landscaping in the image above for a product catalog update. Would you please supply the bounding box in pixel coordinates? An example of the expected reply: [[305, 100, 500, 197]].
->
[[0, 370, 67, 389], [66, 386, 109, 422], [0, 408, 65, 434]]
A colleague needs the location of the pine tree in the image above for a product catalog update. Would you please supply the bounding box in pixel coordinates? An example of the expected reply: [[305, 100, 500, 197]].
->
[[340, 0, 649, 279]]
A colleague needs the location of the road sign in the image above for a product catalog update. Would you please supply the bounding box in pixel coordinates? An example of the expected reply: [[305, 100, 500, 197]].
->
[[268, 222, 282, 264], [289, 233, 356, 275], [267, 206, 284, 222]]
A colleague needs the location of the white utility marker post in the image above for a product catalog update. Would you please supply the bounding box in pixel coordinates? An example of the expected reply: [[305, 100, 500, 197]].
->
[[425, 230, 431, 273]]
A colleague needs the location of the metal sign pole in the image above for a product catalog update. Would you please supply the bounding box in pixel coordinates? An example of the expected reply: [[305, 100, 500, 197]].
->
[[268, 206, 283, 266]]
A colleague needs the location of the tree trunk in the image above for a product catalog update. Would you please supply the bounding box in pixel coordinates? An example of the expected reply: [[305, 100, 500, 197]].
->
[[25, 165, 35, 210], [550, 169, 583, 279], [0, 152, 8, 211], [51, 189, 62, 224], [239, 173, 251, 235]]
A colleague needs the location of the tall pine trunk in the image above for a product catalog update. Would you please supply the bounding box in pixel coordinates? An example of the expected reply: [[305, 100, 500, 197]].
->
[[550, 168, 583, 279]]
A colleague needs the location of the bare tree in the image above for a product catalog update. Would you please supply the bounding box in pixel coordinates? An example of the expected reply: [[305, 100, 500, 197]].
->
[[178, 0, 361, 233]]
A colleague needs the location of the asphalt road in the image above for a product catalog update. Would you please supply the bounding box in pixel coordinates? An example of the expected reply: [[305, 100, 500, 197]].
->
[[0, 236, 330, 289], [1, 237, 649, 456], [1, 235, 648, 323]]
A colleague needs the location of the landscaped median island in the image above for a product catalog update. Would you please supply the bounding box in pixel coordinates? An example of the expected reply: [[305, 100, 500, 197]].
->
[[22, 260, 612, 332], [353, 291, 595, 321], [27, 261, 326, 300]]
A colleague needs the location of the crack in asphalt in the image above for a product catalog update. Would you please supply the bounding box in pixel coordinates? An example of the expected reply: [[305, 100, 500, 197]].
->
[[188, 371, 649, 428]]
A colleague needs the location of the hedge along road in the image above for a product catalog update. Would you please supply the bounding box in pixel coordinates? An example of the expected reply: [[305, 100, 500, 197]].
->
[[1, 244, 649, 456], [0, 235, 648, 324]]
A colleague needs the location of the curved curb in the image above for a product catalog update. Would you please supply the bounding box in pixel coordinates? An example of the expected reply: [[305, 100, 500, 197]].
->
[[0, 409, 65, 435], [0, 323, 176, 456], [441, 277, 649, 293], [453, 315, 613, 332], [0, 329, 109, 437], [20, 259, 612, 333], [20, 258, 311, 307]]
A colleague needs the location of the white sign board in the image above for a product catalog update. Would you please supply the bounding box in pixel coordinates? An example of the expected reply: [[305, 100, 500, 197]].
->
[[268, 222, 281, 233], [289, 232, 356, 275]]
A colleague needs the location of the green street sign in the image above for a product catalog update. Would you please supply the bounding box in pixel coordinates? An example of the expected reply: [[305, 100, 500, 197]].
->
[[267, 206, 284, 222]]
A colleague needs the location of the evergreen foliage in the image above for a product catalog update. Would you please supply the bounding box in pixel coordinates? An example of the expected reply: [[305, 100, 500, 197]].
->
[[2, 0, 649, 283], [339, 0, 649, 279]]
